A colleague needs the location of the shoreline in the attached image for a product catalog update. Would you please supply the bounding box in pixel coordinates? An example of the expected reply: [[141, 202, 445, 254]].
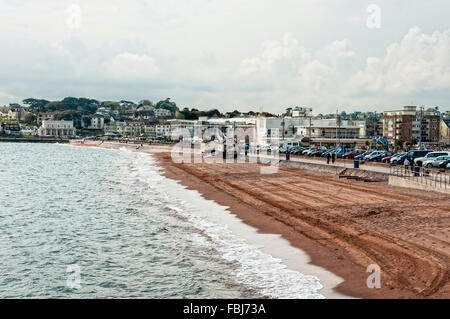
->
[[71, 141, 348, 298], [153, 152, 349, 299], [71, 141, 450, 299]]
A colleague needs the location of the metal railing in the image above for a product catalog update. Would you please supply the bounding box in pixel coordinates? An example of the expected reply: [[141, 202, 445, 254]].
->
[[390, 165, 450, 191]]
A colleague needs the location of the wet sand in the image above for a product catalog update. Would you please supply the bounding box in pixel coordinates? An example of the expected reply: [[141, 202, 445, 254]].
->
[[74, 141, 450, 298]]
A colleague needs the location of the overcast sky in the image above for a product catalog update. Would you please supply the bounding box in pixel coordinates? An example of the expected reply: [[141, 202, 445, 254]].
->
[[0, 0, 449, 114]]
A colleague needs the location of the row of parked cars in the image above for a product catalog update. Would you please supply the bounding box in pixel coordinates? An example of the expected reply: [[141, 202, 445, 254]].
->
[[288, 146, 345, 158], [389, 150, 450, 169], [286, 146, 450, 169], [343, 149, 450, 169]]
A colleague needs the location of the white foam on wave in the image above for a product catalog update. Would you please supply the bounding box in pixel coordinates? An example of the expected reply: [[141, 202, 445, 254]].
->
[[116, 149, 346, 299]]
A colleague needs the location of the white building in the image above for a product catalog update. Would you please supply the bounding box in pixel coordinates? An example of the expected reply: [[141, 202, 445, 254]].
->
[[292, 107, 312, 117], [255, 117, 367, 146], [21, 126, 38, 136], [38, 120, 75, 137], [166, 116, 368, 147], [155, 123, 171, 137], [82, 114, 104, 130], [154, 108, 172, 117]]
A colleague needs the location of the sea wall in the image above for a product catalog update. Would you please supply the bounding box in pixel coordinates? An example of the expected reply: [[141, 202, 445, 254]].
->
[[0, 138, 69, 143], [389, 176, 450, 194]]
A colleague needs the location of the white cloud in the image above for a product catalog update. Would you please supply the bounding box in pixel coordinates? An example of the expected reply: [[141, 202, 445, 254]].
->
[[103, 53, 160, 80], [0, 1, 449, 112], [349, 27, 450, 96]]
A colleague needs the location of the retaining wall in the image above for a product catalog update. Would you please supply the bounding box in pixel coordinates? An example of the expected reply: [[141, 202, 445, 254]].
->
[[388, 176, 450, 194]]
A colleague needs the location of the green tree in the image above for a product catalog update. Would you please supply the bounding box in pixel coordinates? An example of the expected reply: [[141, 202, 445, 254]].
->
[[23, 113, 36, 125], [139, 100, 154, 107], [156, 98, 179, 113]]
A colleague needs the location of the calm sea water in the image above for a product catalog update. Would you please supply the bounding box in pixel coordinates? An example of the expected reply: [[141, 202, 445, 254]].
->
[[0, 143, 324, 299]]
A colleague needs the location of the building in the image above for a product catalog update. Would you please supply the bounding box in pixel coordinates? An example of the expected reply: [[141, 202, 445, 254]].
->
[[155, 123, 171, 137], [291, 107, 312, 117], [364, 115, 383, 138], [105, 121, 127, 136], [381, 106, 440, 146], [37, 112, 55, 124], [294, 119, 366, 139], [82, 114, 105, 130], [135, 110, 155, 121], [0, 107, 9, 119], [154, 108, 172, 118], [21, 126, 38, 136], [255, 117, 367, 147], [8, 108, 22, 121], [38, 120, 75, 137], [1, 123, 21, 135], [119, 101, 137, 110], [440, 119, 450, 146]]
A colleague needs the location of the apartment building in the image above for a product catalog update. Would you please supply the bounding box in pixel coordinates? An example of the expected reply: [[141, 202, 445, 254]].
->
[[381, 106, 440, 145]]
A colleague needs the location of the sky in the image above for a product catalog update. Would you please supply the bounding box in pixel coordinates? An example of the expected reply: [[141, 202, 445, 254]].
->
[[0, 0, 449, 114]]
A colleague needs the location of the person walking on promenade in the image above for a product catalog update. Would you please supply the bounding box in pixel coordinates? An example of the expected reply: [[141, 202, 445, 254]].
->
[[331, 152, 336, 164], [326, 152, 331, 164], [410, 157, 415, 172], [404, 157, 410, 173]]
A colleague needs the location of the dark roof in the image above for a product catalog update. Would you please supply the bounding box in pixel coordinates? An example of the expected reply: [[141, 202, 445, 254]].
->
[[2, 123, 21, 130]]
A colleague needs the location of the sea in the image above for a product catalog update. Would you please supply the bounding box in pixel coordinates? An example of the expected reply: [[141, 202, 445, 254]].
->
[[0, 143, 325, 298]]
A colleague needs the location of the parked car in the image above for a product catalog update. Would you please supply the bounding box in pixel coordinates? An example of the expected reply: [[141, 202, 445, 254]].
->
[[355, 151, 374, 160], [308, 147, 327, 157], [447, 162, 450, 170], [423, 156, 450, 168], [335, 149, 348, 158], [439, 157, 450, 168], [382, 153, 399, 163], [405, 150, 433, 164], [292, 149, 306, 155], [414, 151, 450, 167], [390, 152, 407, 165], [362, 151, 380, 161], [364, 151, 387, 162], [302, 147, 315, 155], [367, 151, 391, 162], [343, 150, 365, 159]]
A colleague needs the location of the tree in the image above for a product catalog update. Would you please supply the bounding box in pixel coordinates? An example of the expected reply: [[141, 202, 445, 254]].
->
[[176, 108, 198, 120], [44, 97, 99, 114], [23, 98, 50, 112], [23, 113, 36, 125], [156, 98, 179, 113], [54, 110, 83, 128], [101, 101, 120, 110], [139, 100, 154, 107]]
